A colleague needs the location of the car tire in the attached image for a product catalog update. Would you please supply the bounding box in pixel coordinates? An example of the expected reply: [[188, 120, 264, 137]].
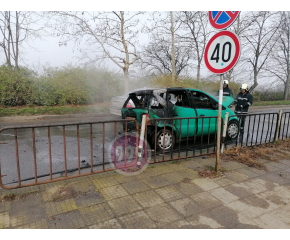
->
[[227, 120, 239, 140], [156, 129, 175, 151]]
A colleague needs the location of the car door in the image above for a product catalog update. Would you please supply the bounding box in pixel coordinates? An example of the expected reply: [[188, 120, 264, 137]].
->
[[167, 89, 198, 139], [189, 91, 219, 136]]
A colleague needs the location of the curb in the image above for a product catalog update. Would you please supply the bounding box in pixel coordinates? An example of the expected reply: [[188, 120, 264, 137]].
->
[[0, 112, 115, 123]]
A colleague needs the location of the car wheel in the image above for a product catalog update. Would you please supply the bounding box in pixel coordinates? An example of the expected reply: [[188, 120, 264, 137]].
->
[[156, 129, 175, 151], [227, 120, 239, 140]]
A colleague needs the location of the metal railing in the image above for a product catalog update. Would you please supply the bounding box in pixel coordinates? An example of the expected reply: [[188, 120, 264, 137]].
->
[[279, 112, 290, 140], [226, 112, 279, 148], [0, 119, 139, 189], [1, 110, 290, 189], [146, 116, 218, 163]]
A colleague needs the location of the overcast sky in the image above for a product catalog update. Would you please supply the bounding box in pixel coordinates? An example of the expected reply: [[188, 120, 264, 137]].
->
[[1, 1, 288, 74]]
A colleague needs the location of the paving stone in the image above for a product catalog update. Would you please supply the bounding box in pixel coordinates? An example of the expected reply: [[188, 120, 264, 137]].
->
[[0, 201, 11, 213], [186, 213, 224, 229], [155, 185, 185, 202], [42, 185, 64, 202], [237, 178, 269, 194], [107, 196, 142, 216], [119, 210, 157, 229], [67, 181, 96, 193], [242, 195, 271, 209], [141, 175, 170, 189], [44, 199, 78, 217], [145, 203, 182, 227], [10, 211, 30, 228], [99, 185, 128, 200], [89, 218, 122, 229], [153, 163, 185, 174], [208, 205, 241, 228], [115, 175, 138, 184], [121, 179, 150, 194], [175, 169, 199, 180], [266, 161, 289, 170], [192, 178, 220, 191], [161, 172, 185, 183], [92, 176, 119, 190], [212, 176, 235, 187], [235, 168, 260, 178], [16, 219, 48, 229], [190, 192, 223, 210], [246, 167, 268, 176], [210, 187, 239, 204], [133, 190, 163, 208], [264, 164, 281, 172], [170, 198, 202, 218], [224, 171, 249, 182], [74, 190, 104, 208], [135, 167, 161, 179], [223, 183, 255, 199], [161, 219, 193, 229], [220, 161, 246, 170], [0, 212, 10, 229], [279, 160, 290, 167], [252, 207, 290, 229], [259, 173, 290, 185], [47, 210, 85, 229], [178, 182, 204, 196], [179, 159, 204, 171], [78, 203, 115, 225]]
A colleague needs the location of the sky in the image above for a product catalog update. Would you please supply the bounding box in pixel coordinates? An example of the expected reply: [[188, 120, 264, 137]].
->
[[1, 2, 288, 76]]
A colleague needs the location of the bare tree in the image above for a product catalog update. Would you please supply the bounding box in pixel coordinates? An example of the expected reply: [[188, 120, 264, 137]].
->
[[263, 12, 290, 100], [177, 11, 212, 81], [142, 12, 184, 80], [241, 11, 280, 92], [0, 11, 41, 70], [46, 11, 142, 93], [170, 11, 176, 83], [140, 39, 191, 76]]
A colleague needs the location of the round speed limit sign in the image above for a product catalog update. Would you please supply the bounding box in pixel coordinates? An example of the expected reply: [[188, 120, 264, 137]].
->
[[204, 30, 240, 74]]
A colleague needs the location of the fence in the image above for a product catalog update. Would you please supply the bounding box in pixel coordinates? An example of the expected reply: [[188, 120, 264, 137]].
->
[[1, 111, 290, 189], [0, 119, 140, 189]]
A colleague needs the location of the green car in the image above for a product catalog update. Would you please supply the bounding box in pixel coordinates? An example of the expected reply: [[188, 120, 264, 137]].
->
[[121, 87, 239, 151]]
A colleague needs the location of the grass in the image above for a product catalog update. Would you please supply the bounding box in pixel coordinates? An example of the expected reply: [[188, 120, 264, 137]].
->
[[221, 139, 290, 170], [253, 100, 290, 106], [0, 102, 110, 117]]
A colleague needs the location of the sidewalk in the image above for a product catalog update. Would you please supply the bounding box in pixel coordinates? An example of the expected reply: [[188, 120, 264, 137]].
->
[[1, 156, 290, 229]]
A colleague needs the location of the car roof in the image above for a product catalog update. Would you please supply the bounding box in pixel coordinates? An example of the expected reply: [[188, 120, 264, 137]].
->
[[129, 87, 204, 94]]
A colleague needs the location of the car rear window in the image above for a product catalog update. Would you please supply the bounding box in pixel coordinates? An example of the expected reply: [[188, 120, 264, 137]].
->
[[124, 93, 150, 109]]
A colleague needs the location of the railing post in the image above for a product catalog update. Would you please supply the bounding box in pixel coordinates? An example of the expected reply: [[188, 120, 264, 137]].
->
[[221, 112, 229, 153], [275, 110, 283, 142]]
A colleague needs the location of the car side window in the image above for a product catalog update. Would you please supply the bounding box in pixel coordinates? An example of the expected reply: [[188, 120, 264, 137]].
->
[[190, 91, 212, 109], [168, 90, 190, 108]]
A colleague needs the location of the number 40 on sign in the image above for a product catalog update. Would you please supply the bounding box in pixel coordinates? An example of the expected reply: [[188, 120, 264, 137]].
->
[[204, 30, 241, 74]]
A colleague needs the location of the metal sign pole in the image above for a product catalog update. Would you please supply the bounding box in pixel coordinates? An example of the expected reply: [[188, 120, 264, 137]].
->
[[216, 74, 224, 171]]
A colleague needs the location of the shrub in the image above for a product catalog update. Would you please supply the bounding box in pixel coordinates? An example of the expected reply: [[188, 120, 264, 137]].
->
[[0, 65, 37, 107]]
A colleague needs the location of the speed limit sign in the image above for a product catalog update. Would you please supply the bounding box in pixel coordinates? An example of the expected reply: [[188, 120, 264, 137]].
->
[[204, 30, 240, 74]]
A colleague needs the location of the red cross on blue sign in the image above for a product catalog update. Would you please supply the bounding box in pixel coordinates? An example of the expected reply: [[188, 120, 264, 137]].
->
[[209, 11, 240, 30]]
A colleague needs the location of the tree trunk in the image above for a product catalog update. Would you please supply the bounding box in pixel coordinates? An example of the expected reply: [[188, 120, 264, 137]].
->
[[170, 11, 176, 83], [249, 71, 259, 92], [123, 67, 129, 94], [196, 62, 200, 82], [284, 73, 290, 100]]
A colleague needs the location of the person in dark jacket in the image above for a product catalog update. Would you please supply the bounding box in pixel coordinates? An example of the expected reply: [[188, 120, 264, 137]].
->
[[216, 80, 233, 97], [234, 84, 253, 134]]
